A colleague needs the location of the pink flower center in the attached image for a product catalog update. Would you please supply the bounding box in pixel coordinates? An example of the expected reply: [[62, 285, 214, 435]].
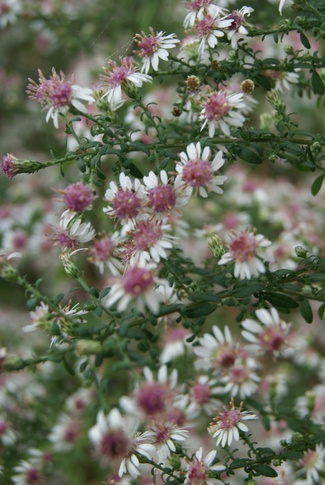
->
[[187, 457, 208, 484], [122, 266, 154, 296], [91, 237, 115, 261], [100, 430, 131, 459], [154, 423, 171, 444], [228, 11, 243, 30], [26, 467, 42, 485], [195, 15, 216, 38], [192, 383, 211, 405], [63, 182, 94, 212], [229, 366, 250, 384], [1, 154, 14, 179], [259, 326, 286, 353], [63, 422, 81, 443], [301, 449, 319, 469], [148, 185, 176, 213], [136, 382, 169, 416], [213, 344, 237, 369], [218, 408, 241, 430], [108, 57, 134, 88], [50, 82, 72, 107], [182, 159, 213, 187], [133, 220, 162, 251], [56, 229, 79, 250], [112, 188, 142, 220], [136, 28, 160, 58], [204, 91, 231, 122], [229, 231, 258, 262], [187, 0, 213, 10], [13, 232, 27, 250], [168, 406, 186, 426]]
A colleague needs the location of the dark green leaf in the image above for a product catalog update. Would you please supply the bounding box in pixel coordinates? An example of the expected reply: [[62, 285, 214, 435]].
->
[[188, 293, 221, 303], [185, 302, 218, 318], [300, 298, 313, 323], [233, 283, 265, 298], [26, 298, 38, 310], [93, 306, 103, 317], [300, 32, 311, 49], [311, 174, 324, 196], [95, 167, 106, 180], [255, 74, 272, 91], [77, 158, 86, 172], [79, 360, 88, 372], [62, 356, 75, 375], [282, 451, 303, 460], [54, 293, 65, 305], [229, 458, 253, 469], [233, 146, 262, 164], [311, 71, 325, 95], [127, 162, 143, 178], [318, 302, 325, 319], [265, 292, 299, 309], [128, 141, 150, 155], [253, 464, 278, 477]]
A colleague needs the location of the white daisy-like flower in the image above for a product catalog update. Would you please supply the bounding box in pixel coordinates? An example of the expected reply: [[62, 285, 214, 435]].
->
[[134, 27, 180, 74], [187, 375, 222, 417], [185, 447, 225, 485], [49, 413, 81, 451], [176, 142, 227, 198], [150, 420, 189, 464], [184, 0, 227, 28], [12, 460, 43, 485], [88, 232, 124, 276], [103, 263, 163, 314], [200, 89, 246, 137], [23, 301, 51, 333], [27, 68, 95, 129], [225, 6, 254, 49], [0, 0, 22, 28], [216, 358, 261, 399], [88, 408, 155, 479], [218, 229, 272, 279], [278, 0, 294, 16], [100, 56, 152, 108], [195, 13, 233, 56], [241, 307, 291, 358], [296, 444, 325, 485], [209, 398, 257, 448], [159, 326, 191, 364], [103, 172, 146, 225], [143, 170, 191, 216], [56, 209, 96, 251], [272, 70, 300, 93]]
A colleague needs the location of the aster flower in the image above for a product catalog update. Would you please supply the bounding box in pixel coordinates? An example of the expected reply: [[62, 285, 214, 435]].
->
[[55, 209, 96, 252], [187, 375, 222, 417], [58, 182, 94, 212], [176, 142, 227, 198], [217, 359, 261, 398], [103, 263, 162, 314], [184, 0, 227, 28], [88, 408, 155, 479], [27, 68, 95, 128], [185, 447, 226, 485], [241, 307, 291, 358], [296, 444, 325, 485], [100, 56, 152, 108], [218, 229, 272, 279], [278, 0, 294, 16], [271, 70, 299, 93], [124, 217, 175, 265], [209, 398, 257, 448], [194, 324, 247, 373], [150, 420, 189, 464], [103, 172, 145, 225], [0, 0, 22, 28], [23, 302, 51, 334], [142, 170, 191, 217], [160, 327, 191, 364], [88, 232, 124, 276], [195, 13, 233, 56], [49, 413, 81, 451], [134, 27, 179, 74], [12, 460, 44, 485], [225, 7, 254, 49], [200, 89, 246, 137]]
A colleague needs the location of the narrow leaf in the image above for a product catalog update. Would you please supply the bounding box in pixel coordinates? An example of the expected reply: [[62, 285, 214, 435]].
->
[[311, 174, 324, 196], [300, 298, 313, 323], [311, 71, 325, 95]]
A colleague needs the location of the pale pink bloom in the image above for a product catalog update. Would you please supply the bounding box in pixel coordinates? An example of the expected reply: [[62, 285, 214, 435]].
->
[[200, 90, 246, 137], [185, 447, 225, 484], [184, 0, 226, 28], [218, 229, 272, 279], [103, 264, 162, 314], [88, 408, 155, 479], [60, 182, 94, 212], [216, 359, 261, 398], [100, 56, 152, 107], [55, 209, 96, 251], [225, 7, 254, 49], [103, 172, 146, 225], [27, 68, 95, 128], [176, 142, 226, 198], [150, 420, 189, 464], [209, 398, 257, 448], [0, 0, 22, 28], [12, 460, 44, 485], [195, 13, 232, 56], [296, 444, 325, 484], [24, 302, 50, 333], [49, 413, 81, 451], [241, 307, 290, 358], [88, 232, 124, 276], [187, 375, 222, 416], [160, 327, 191, 364], [134, 27, 179, 74]]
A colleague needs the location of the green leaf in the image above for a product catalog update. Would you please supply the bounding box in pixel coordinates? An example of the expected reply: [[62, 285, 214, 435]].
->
[[311, 174, 324, 196], [300, 298, 313, 323], [318, 302, 325, 319], [77, 158, 86, 172], [255, 74, 272, 91], [233, 146, 263, 164], [127, 162, 143, 178], [128, 141, 150, 155], [265, 292, 299, 309], [54, 293, 65, 305], [300, 32, 311, 49], [311, 71, 325, 95], [233, 283, 265, 298], [26, 298, 38, 310], [252, 464, 278, 478], [185, 302, 218, 318]]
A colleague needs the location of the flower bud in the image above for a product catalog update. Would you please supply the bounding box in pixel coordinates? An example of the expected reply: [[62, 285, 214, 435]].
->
[[206, 234, 227, 260], [241, 79, 255, 94], [61, 255, 80, 279], [210, 60, 219, 71], [76, 340, 103, 355], [295, 246, 308, 258], [122, 79, 139, 99], [186, 75, 201, 92]]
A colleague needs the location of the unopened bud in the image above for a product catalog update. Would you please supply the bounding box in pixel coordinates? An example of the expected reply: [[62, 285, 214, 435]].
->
[[210, 60, 219, 71], [291, 432, 304, 443], [186, 75, 201, 92], [266, 90, 285, 111], [76, 340, 103, 355], [172, 106, 182, 117], [260, 113, 273, 130], [61, 256, 80, 279], [1, 153, 46, 179], [168, 454, 181, 470], [295, 246, 308, 258], [122, 79, 139, 99], [241, 79, 255, 94], [206, 234, 227, 260], [306, 390, 316, 413]]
